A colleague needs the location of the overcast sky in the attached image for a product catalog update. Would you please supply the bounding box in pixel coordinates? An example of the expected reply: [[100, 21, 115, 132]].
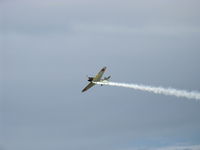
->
[[1, 0, 200, 150]]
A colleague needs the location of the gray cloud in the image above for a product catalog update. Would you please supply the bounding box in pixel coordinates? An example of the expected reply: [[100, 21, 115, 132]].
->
[[1, 0, 200, 150]]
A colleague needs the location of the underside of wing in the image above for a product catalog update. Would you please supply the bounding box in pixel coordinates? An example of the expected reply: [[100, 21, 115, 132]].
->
[[82, 82, 95, 92], [93, 67, 106, 82]]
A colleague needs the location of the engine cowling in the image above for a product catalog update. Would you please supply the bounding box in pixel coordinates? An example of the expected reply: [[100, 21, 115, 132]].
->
[[88, 77, 94, 82]]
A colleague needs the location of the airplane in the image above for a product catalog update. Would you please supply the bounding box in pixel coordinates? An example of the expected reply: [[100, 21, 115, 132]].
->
[[82, 66, 111, 92]]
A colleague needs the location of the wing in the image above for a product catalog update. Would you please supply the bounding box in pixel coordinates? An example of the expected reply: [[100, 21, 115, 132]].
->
[[82, 82, 95, 92], [93, 67, 106, 82]]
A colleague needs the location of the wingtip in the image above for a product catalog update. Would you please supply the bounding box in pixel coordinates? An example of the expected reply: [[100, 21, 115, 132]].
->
[[101, 66, 107, 71]]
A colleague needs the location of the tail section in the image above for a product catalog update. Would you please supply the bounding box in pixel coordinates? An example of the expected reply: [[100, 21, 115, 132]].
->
[[104, 76, 111, 81]]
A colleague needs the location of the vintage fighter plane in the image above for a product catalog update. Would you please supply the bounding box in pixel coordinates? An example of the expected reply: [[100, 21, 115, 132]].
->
[[82, 67, 111, 92]]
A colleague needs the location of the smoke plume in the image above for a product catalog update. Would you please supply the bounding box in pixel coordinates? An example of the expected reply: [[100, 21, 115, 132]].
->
[[94, 81, 200, 100]]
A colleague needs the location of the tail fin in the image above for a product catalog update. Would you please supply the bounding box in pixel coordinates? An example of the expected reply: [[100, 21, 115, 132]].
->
[[104, 76, 111, 80]]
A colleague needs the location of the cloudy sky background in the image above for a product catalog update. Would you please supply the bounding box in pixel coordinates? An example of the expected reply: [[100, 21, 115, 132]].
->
[[1, 0, 200, 150]]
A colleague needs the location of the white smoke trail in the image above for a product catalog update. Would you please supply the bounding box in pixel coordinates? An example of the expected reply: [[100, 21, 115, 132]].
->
[[94, 81, 200, 100]]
